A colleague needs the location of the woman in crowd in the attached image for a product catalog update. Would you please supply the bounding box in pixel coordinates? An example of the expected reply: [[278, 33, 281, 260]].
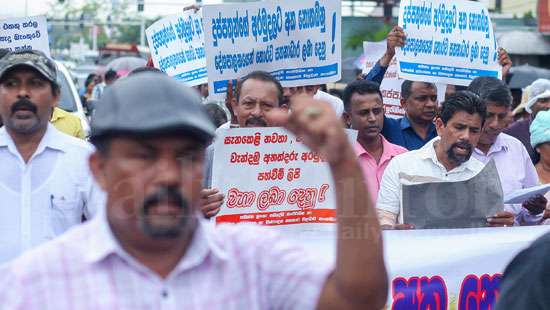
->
[[530, 110, 550, 223]]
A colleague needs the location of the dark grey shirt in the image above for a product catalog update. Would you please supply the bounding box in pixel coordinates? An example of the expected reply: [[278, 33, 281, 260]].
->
[[496, 231, 550, 310]]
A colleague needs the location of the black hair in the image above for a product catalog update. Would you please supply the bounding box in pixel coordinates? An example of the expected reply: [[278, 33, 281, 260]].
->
[[342, 80, 383, 112], [204, 103, 228, 128], [467, 76, 512, 107], [104, 69, 118, 81], [129, 66, 164, 76], [439, 90, 487, 126], [84, 73, 97, 88], [401, 80, 436, 100], [235, 71, 284, 106]]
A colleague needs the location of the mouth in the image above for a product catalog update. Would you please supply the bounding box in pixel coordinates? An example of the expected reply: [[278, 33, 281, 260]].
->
[[422, 111, 436, 118], [453, 145, 471, 155], [364, 126, 380, 133]]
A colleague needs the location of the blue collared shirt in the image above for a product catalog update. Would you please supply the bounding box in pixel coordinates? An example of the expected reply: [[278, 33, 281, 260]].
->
[[381, 115, 437, 150], [362, 61, 387, 85]]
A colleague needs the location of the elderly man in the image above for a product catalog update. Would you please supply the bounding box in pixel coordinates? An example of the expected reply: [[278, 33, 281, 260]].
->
[[0, 50, 102, 262], [468, 77, 546, 225], [505, 79, 550, 163], [202, 71, 288, 217], [0, 72, 388, 309], [376, 91, 514, 229]]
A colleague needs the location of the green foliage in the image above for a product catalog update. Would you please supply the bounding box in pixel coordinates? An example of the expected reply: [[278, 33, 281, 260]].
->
[[345, 24, 393, 50]]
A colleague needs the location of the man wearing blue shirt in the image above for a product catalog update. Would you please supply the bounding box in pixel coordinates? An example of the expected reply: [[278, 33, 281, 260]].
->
[[382, 80, 438, 150]]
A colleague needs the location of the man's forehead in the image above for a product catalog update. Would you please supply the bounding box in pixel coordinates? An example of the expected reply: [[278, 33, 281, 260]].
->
[[448, 111, 482, 126], [240, 78, 279, 97], [351, 92, 383, 107]]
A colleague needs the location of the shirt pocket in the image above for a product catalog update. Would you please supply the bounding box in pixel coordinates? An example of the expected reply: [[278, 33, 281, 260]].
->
[[48, 188, 82, 236]]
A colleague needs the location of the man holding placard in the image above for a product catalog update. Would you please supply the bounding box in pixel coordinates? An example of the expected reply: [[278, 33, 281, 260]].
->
[[376, 91, 514, 229]]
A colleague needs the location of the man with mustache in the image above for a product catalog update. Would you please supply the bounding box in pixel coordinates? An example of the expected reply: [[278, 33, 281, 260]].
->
[[381, 80, 439, 150], [468, 77, 546, 226], [202, 71, 288, 217], [0, 72, 388, 309], [376, 91, 514, 228], [343, 80, 407, 205], [0, 50, 102, 262]]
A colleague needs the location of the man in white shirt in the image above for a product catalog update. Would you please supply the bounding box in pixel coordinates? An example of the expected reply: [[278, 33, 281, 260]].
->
[[0, 72, 388, 309], [376, 91, 515, 229], [0, 50, 102, 262], [468, 76, 546, 225]]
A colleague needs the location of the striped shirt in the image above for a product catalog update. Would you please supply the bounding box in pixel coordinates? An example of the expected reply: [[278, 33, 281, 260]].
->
[[0, 211, 331, 309]]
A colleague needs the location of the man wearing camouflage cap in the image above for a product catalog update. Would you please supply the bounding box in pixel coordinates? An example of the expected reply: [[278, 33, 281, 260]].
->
[[0, 72, 388, 309], [0, 50, 103, 262]]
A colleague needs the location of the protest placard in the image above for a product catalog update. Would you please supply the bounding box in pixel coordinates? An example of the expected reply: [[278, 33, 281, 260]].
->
[[363, 40, 446, 118], [0, 16, 50, 56], [397, 0, 501, 86], [211, 127, 355, 231], [402, 159, 503, 229], [146, 10, 207, 87], [203, 0, 341, 98]]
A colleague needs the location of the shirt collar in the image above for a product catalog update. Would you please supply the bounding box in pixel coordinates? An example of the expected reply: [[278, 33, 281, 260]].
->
[[400, 116, 436, 134], [50, 107, 64, 122], [0, 124, 65, 155], [419, 137, 480, 173], [85, 209, 229, 272], [354, 135, 404, 163], [474, 133, 509, 156]]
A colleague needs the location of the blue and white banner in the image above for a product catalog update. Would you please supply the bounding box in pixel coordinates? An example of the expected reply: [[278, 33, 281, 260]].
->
[[0, 15, 50, 56], [146, 10, 207, 87], [203, 0, 341, 98], [397, 0, 501, 86]]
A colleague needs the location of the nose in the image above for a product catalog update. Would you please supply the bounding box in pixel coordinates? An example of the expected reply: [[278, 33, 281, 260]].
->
[[16, 84, 30, 99], [425, 97, 437, 109], [366, 111, 377, 123], [154, 157, 181, 187], [250, 103, 262, 117], [487, 116, 499, 130]]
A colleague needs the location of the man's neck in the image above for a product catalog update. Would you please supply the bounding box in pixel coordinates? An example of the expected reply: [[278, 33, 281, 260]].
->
[[358, 134, 383, 163], [476, 141, 492, 155], [406, 115, 432, 140], [434, 141, 460, 172], [110, 220, 196, 279], [7, 126, 48, 163]]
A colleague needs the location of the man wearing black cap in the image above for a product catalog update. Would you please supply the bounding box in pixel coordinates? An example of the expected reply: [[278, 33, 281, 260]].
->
[[0, 50, 103, 262], [0, 73, 388, 309]]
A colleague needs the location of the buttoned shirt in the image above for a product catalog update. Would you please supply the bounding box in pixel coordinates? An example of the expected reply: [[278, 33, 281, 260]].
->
[[382, 116, 438, 150], [355, 136, 408, 205], [473, 133, 542, 225], [50, 107, 85, 139], [0, 124, 103, 262], [0, 210, 332, 309], [376, 137, 485, 226]]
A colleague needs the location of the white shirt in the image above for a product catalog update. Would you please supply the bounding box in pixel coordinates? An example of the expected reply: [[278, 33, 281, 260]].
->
[[473, 133, 542, 225], [0, 211, 331, 309], [0, 124, 104, 262], [376, 137, 485, 226], [314, 90, 344, 118]]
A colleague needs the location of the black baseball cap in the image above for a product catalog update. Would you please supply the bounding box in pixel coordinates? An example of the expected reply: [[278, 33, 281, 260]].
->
[[90, 72, 215, 143], [0, 50, 57, 84]]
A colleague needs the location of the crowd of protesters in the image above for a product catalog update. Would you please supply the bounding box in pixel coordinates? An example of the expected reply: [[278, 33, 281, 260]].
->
[[0, 15, 549, 309]]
